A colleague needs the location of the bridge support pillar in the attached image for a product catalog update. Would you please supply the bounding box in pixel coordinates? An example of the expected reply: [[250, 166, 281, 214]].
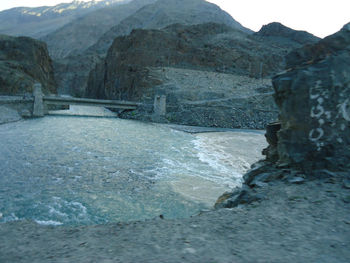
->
[[32, 83, 44, 117], [154, 95, 166, 117]]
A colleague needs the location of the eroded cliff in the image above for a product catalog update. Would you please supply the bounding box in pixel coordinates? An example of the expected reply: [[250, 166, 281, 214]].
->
[[0, 35, 56, 95]]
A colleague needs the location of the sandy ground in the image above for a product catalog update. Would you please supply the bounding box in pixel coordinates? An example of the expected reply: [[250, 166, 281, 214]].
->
[[166, 130, 267, 206], [1, 176, 349, 262]]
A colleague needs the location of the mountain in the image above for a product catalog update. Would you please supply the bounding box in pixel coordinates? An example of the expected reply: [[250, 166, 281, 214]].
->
[[88, 0, 252, 56], [54, 0, 252, 96], [84, 22, 320, 128], [87, 23, 283, 99], [0, 35, 56, 95], [254, 22, 320, 48], [0, 0, 130, 38], [87, 21, 319, 101], [42, 0, 157, 59]]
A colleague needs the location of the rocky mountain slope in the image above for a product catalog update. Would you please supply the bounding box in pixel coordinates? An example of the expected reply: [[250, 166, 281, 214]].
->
[[86, 22, 318, 128], [0, 0, 129, 38], [54, 0, 250, 96], [0, 35, 56, 95], [42, 0, 156, 59]]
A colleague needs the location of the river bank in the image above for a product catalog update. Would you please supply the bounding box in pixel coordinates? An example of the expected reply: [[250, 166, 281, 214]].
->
[[1, 176, 349, 262]]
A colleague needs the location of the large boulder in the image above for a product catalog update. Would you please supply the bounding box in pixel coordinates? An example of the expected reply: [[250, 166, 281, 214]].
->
[[272, 23, 350, 171], [0, 35, 56, 95]]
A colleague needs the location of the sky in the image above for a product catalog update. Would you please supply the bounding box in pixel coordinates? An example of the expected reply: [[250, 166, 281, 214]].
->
[[0, 0, 349, 38]]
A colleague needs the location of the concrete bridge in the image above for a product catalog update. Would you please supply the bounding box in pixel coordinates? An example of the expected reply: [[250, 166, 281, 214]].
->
[[32, 83, 142, 117], [1, 83, 166, 119]]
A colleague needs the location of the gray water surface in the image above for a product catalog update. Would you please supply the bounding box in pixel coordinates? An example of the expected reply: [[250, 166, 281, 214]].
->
[[0, 115, 265, 225]]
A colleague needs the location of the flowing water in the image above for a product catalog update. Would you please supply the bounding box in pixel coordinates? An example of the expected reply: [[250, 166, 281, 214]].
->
[[0, 110, 266, 225]]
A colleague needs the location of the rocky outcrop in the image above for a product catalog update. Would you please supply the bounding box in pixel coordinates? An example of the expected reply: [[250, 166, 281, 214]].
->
[[216, 22, 350, 208], [0, 35, 56, 95], [272, 22, 350, 171]]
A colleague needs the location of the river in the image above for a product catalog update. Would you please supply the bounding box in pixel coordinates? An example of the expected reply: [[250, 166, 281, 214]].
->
[[0, 107, 266, 225]]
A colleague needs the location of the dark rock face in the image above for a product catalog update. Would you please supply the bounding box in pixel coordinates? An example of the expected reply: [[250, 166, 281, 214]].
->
[[0, 35, 56, 95], [272, 23, 350, 171], [262, 122, 281, 163]]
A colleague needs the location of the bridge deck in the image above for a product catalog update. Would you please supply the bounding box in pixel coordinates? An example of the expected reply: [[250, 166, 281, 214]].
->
[[43, 96, 140, 110]]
